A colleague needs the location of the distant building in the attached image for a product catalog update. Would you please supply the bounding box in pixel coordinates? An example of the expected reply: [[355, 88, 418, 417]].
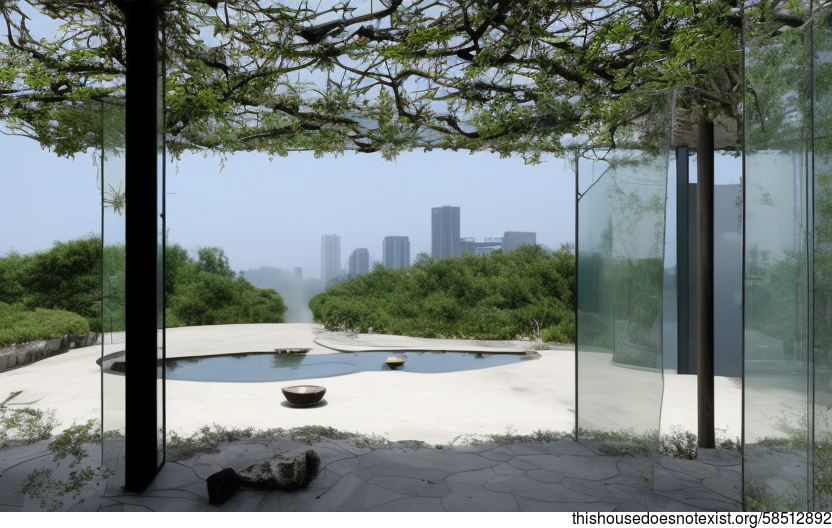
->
[[321, 234, 340, 284], [382, 236, 410, 269], [502, 231, 537, 252], [431, 206, 461, 258], [348, 248, 370, 278], [460, 237, 502, 256]]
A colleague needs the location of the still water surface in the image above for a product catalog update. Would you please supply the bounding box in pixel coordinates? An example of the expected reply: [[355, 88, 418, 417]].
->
[[165, 351, 533, 383]]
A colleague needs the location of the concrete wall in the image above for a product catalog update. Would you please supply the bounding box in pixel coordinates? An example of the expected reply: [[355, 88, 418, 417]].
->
[[0, 332, 98, 373]]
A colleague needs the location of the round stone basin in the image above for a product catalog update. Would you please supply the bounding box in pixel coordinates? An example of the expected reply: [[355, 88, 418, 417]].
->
[[281, 385, 326, 406]]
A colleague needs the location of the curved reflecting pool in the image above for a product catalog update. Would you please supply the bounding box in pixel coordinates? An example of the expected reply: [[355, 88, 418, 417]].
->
[[164, 351, 535, 383]]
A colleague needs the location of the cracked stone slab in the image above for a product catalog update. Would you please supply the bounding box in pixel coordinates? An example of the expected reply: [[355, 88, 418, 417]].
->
[[217, 489, 268, 512], [108, 495, 217, 512], [254, 488, 332, 512], [526, 469, 565, 484], [515, 494, 620, 512], [146, 461, 205, 491], [375, 449, 499, 474], [351, 461, 451, 482], [311, 472, 408, 511], [559, 477, 637, 503], [652, 489, 741, 511], [0, 442, 52, 473], [366, 475, 450, 497], [505, 441, 597, 457], [658, 457, 721, 480], [67, 496, 122, 512], [484, 474, 557, 493], [514, 483, 609, 504], [696, 449, 741, 466], [653, 464, 709, 489], [441, 481, 520, 512], [479, 445, 517, 461], [700, 475, 742, 502], [509, 454, 621, 480], [444, 466, 500, 486], [319, 455, 361, 477], [363, 496, 446, 512]]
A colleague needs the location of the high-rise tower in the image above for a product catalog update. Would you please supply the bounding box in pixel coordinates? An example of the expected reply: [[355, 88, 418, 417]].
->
[[382, 236, 410, 269], [502, 231, 537, 252], [348, 248, 370, 277], [431, 206, 461, 259], [321, 234, 341, 285]]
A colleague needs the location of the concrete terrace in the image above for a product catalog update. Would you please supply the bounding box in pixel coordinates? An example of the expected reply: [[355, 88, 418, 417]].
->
[[0, 323, 743, 512]]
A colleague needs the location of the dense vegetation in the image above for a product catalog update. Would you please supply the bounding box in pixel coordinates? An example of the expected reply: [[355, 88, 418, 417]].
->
[[310, 244, 576, 343], [0, 236, 287, 337], [0, 302, 90, 347], [0, 237, 102, 332]]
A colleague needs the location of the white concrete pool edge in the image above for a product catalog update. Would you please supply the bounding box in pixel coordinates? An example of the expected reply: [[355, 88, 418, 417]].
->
[[0, 323, 746, 445]]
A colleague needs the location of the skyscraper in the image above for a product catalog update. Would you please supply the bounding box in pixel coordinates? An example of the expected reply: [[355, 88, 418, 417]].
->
[[321, 234, 340, 284], [348, 248, 370, 277], [431, 206, 460, 259], [502, 231, 537, 252], [382, 236, 410, 269]]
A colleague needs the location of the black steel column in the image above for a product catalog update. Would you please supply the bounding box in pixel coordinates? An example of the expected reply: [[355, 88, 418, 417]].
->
[[123, 0, 162, 491], [697, 116, 715, 449]]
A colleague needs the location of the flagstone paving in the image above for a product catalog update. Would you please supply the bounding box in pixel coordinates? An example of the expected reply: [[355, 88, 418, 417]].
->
[[0, 436, 741, 512]]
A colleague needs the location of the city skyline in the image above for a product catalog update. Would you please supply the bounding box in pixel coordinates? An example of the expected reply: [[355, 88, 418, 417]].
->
[[320, 235, 341, 284], [382, 236, 410, 270], [2, 135, 587, 279], [348, 247, 370, 278], [431, 205, 461, 259]]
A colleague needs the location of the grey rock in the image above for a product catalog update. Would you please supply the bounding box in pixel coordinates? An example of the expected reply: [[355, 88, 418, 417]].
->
[[207, 468, 239, 505], [237, 449, 321, 491]]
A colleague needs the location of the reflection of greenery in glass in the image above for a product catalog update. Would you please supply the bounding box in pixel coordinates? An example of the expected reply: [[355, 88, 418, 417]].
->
[[103, 243, 125, 334], [578, 149, 667, 369], [742, 5, 832, 511]]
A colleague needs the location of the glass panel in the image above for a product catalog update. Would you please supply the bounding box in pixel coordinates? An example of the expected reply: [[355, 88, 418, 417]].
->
[[743, 16, 811, 511], [101, 99, 127, 475], [576, 93, 671, 490], [812, 11, 832, 511], [156, 26, 166, 468]]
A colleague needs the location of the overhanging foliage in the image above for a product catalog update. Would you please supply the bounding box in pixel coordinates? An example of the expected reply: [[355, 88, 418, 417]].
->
[[0, 0, 779, 161]]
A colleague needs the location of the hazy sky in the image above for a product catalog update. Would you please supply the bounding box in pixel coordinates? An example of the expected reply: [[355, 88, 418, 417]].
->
[[1, 132, 577, 279]]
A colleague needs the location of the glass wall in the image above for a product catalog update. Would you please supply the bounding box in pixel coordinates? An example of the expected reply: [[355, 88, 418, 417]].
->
[[576, 92, 673, 488], [101, 99, 127, 475], [743, 3, 832, 511], [811, 10, 832, 510]]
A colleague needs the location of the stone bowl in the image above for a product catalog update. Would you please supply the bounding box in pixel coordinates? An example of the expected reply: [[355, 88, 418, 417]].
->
[[282, 385, 326, 406]]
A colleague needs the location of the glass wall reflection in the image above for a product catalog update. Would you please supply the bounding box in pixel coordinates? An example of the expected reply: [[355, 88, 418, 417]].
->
[[576, 93, 672, 488], [101, 99, 127, 475], [812, 12, 832, 510], [742, 4, 832, 511]]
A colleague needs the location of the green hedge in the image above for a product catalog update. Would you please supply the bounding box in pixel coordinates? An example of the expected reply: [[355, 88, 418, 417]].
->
[[310, 244, 576, 342], [0, 302, 90, 347]]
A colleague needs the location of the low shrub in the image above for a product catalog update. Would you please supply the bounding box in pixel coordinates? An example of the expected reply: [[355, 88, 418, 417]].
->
[[0, 302, 90, 347]]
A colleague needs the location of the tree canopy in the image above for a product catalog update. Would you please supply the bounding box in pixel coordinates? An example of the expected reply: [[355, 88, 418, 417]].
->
[[2, 1, 823, 161], [4, 0, 790, 161]]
